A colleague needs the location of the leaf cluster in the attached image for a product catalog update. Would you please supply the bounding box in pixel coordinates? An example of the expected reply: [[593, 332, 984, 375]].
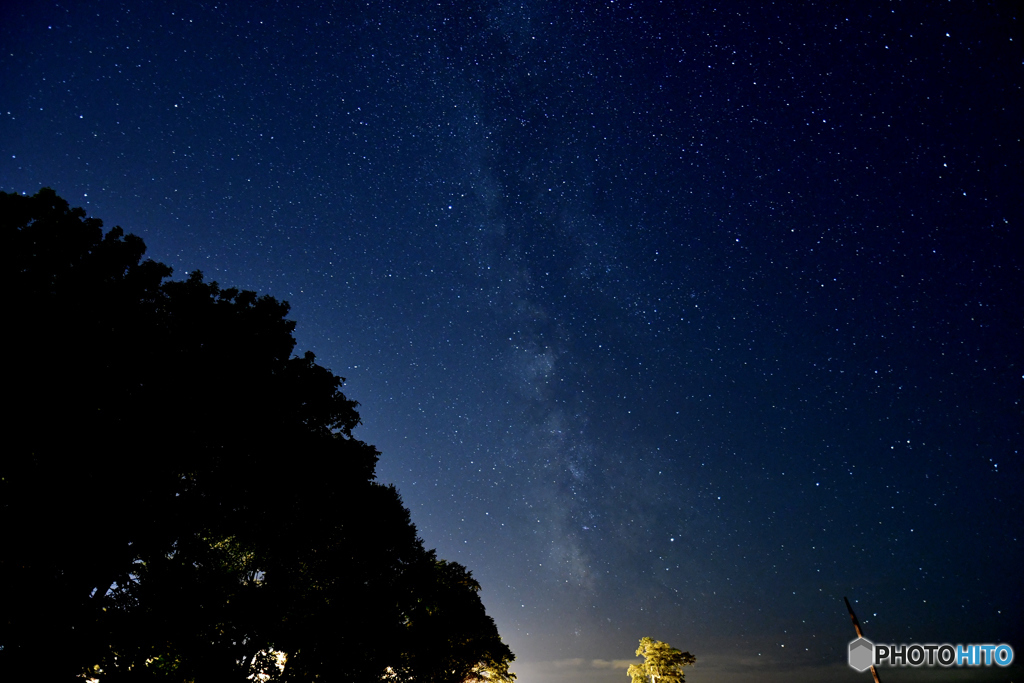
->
[[626, 637, 696, 683]]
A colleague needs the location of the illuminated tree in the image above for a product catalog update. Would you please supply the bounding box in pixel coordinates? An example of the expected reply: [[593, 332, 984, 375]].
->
[[627, 637, 696, 683]]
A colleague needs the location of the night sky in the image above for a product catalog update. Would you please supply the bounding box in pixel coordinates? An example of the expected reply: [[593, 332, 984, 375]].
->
[[2, 2, 1021, 681]]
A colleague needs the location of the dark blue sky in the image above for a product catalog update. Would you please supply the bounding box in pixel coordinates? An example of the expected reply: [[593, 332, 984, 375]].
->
[[2, 2, 1020, 681]]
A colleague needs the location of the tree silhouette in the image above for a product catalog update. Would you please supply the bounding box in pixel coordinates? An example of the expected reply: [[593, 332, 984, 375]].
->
[[1, 188, 515, 682], [394, 560, 517, 683], [626, 637, 696, 683]]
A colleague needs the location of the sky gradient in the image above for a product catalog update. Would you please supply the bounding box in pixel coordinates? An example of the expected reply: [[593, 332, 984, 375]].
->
[[2, 2, 1021, 681]]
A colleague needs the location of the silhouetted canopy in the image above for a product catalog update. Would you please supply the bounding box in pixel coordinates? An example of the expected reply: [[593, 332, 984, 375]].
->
[[1, 188, 515, 683]]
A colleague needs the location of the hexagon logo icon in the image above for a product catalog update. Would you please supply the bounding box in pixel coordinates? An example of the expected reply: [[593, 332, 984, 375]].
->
[[849, 638, 874, 672]]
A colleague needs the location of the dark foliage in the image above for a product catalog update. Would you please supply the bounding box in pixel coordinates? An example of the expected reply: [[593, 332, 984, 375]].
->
[[1, 188, 514, 682]]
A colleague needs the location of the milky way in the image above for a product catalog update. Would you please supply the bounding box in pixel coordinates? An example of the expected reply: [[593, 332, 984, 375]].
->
[[2, 2, 1020, 681]]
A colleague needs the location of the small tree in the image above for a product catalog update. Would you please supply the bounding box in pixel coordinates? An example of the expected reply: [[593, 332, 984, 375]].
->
[[627, 637, 696, 683]]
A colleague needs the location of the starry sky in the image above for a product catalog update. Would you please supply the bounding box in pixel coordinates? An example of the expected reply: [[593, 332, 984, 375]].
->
[[2, 1, 1021, 681]]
